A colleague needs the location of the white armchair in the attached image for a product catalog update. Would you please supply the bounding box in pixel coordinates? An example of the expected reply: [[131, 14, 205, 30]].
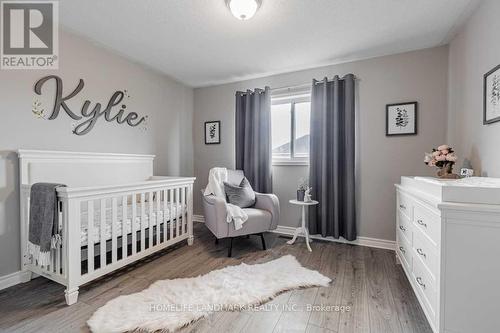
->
[[201, 170, 280, 257]]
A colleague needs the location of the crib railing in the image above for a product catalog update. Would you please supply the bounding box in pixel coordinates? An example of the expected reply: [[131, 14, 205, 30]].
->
[[21, 178, 194, 293], [81, 186, 189, 276]]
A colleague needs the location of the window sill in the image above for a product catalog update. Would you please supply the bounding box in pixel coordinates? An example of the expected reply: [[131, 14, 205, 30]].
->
[[272, 159, 309, 166]]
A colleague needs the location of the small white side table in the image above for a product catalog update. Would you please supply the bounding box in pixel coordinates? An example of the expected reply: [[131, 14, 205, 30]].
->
[[287, 199, 319, 252]]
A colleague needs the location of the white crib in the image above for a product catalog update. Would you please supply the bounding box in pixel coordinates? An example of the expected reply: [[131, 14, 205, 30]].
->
[[18, 150, 195, 305]]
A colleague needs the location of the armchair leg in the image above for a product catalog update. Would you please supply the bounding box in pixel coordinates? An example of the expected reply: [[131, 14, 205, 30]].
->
[[215, 237, 219, 245], [228, 238, 233, 257], [260, 233, 266, 251]]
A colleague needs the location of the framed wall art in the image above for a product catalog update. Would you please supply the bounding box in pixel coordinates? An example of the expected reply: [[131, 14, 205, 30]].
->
[[204, 121, 221, 144], [386, 102, 418, 136], [484, 64, 500, 124]]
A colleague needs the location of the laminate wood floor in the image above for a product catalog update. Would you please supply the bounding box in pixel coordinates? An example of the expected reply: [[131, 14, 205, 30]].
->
[[0, 223, 432, 333]]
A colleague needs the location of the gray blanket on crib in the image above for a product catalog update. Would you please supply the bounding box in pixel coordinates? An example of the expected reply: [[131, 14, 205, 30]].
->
[[29, 183, 66, 255]]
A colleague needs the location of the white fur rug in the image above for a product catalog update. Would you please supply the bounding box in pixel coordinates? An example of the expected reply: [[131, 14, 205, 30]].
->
[[87, 255, 331, 333]]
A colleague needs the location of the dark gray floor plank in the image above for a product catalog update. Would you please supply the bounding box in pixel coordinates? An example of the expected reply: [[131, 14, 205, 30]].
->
[[364, 247, 403, 333], [381, 250, 433, 333], [337, 245, 369, 333], [308, 242, 347, 332]]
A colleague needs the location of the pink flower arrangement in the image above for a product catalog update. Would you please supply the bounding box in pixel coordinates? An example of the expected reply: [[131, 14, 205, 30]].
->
[[424, 144, 457, 168]]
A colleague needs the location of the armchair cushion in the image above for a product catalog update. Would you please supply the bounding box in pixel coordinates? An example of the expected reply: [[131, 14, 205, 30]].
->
[[254, 192, 280, 230], [223, 177, 255, 208], [227, 208, 272, 237]]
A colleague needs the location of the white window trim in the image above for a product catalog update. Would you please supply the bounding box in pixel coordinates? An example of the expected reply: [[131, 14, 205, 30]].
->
[[272, 158, 309, 166], [271, 89, 311, 166]]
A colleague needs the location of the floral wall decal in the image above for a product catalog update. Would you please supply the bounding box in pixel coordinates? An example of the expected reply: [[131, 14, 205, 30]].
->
[[32, 99, 45, 119]]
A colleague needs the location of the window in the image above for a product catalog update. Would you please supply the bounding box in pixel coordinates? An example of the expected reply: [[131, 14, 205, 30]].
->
[[271, 90, 311, 164]]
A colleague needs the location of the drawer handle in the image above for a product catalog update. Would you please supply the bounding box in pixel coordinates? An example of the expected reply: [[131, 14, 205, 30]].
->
[[399, 204, 406, 210], [417, 219, 427, 228], [416, 277, 426, 289], [399, 225, 406, 232], [399, 246, 406, 254], [416, 248, 427, 258]]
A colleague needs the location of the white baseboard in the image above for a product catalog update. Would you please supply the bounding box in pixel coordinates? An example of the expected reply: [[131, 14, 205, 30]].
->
[[272, 225, 395, 251], [193, 214, 395, 251], [193, 214, 205, 223], [0, 270, 32, 291]]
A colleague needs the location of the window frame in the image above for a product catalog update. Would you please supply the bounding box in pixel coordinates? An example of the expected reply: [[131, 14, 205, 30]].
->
[[271, 91, 311, 166]]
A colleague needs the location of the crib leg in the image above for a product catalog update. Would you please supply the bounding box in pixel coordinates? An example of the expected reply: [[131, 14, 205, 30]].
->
[[188, 235, 194, 246], [65, 287, 79, 305], [20, 270, 33, 283]]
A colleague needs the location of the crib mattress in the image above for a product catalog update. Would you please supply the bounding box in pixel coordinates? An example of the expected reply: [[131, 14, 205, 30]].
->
[[80, 201, 186, 246]]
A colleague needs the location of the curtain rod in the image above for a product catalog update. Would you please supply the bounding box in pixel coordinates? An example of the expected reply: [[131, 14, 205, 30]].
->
[[271, 75, 359, 92], [271, 82, 311, 92]]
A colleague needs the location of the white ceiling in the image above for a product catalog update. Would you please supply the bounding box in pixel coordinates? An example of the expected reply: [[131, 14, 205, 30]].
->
[[60, 0, 480, 87]]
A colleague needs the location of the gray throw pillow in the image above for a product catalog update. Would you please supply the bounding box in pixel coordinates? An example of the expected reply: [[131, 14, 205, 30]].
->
[[224, 177, 256, 208]]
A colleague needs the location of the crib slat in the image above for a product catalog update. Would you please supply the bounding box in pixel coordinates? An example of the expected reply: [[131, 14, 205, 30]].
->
[[131, 196, 137, 255], [60, 198, 66, 276], [184, 186, 188, 234], [87, 201, 94, 274], [169, 188, 174, 240], [100, 199, 106, 269], [111, 197, 117, 263], [181, 187, 186, 235], [140, 193, 146, 251], [55, 245, 61, 274], [156, 190, 161, 245], [122, 195, 127, 259], [163, 189, 167, 242], [51, 248, 55, 273], [187, 184, 194, 243], [175, 187, 180, 237], [148, 192, 153, 248], [55, 204, 62, 274], [185, 186, 189, 234]]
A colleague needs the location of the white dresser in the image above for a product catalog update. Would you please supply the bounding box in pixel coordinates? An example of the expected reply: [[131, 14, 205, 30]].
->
[[395, 177, 500, 333]]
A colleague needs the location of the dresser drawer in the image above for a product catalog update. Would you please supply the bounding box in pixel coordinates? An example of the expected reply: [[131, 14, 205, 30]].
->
[[412, 254, 437, 320], [397, 192, 413, 220], [413, 228, 438, 280], [413, 203, 440, 245], [397, 212, 412, 245], [397, 233, 412, 270]]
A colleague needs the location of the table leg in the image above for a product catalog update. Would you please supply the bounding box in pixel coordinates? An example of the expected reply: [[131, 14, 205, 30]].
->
[[286, 227, 301, 245], [287, 204, 313, 251], [304, 226, 312, 252]]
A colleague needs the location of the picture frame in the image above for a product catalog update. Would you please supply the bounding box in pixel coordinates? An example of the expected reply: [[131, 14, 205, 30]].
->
[[204, 121, 221, 144], [483, 64, 500, 125], [386, 102, 418, 136]]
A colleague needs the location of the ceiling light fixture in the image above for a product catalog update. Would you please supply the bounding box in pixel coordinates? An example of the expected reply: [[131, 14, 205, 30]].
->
[[226, 0, 261, 21]]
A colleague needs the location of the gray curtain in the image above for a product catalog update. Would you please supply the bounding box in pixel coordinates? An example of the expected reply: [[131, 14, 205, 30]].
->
[[308, 74, 356, 240], [235, 87, 272, 193]]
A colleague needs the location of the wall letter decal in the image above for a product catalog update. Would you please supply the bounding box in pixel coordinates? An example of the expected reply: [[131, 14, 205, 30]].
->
[[33, 75, 147, 135]]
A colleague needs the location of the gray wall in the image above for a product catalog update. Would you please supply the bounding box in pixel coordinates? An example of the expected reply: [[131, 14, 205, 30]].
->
[[0, 30, 194, 277], [193, 46, 449, 242], [448, 0, 500, 177]]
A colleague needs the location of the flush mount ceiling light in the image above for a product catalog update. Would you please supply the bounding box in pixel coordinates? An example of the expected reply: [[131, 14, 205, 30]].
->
[[226, 0, 262, 20]]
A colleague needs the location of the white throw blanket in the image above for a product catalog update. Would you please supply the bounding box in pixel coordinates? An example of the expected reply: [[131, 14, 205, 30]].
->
[[204, 167, 248, 230]]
